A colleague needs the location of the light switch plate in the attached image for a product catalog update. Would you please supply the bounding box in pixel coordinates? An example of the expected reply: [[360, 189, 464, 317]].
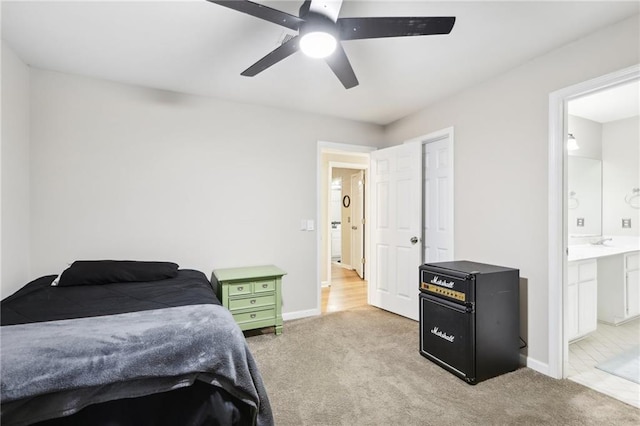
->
[[577, 218, 584, 227], [622, 218, 632, 228]]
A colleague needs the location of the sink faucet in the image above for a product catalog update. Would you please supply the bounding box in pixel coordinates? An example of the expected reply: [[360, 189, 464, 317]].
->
[[591, 237, 612, 245]]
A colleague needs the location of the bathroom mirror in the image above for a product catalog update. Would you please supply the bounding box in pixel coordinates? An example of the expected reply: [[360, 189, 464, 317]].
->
[[568, 156, 602, 237]]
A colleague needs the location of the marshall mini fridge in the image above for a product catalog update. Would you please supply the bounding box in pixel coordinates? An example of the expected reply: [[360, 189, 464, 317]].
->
[[419, 261, 520, 384]]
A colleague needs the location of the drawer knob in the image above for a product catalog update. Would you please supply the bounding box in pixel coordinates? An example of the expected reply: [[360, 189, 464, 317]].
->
[[250, 314, 256, 319], [237, 286, 243, 291], [262, 283, 268, 288], [250, 299, 257, 304]]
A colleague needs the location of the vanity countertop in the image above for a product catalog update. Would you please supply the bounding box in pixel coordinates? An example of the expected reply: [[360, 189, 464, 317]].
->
[[568, 236, 640, 262]]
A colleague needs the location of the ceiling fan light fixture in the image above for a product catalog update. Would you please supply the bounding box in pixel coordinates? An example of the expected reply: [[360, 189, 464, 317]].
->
[[299, 31, 337, 58], [208, 0, 456, 89]]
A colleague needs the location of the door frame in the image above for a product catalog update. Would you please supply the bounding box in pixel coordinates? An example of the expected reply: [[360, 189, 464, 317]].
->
[[547, 64, 640, 379], [317, 141, 376, 312]]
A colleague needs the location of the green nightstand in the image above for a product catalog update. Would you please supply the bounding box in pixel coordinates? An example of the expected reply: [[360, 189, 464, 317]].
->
[[213, 265, 287, 335]]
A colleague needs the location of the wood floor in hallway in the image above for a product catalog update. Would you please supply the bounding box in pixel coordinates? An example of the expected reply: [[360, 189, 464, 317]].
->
[[322, 264, 368, 314]]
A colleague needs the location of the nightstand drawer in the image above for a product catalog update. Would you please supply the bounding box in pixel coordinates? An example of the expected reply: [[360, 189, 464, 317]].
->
[[228, 283, 252, 296], [233, 308, 275, 325], [253, 279, 275, 293], [228, 294, 276, 310]]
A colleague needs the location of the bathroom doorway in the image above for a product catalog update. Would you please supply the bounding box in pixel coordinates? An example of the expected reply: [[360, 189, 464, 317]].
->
[[564, 80, 640, 408], [548, 64, 640, 408]]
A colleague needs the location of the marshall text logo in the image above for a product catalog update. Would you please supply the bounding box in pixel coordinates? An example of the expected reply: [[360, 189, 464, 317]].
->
[[431, 327, 455, 342], [430, 276, 455, 288]]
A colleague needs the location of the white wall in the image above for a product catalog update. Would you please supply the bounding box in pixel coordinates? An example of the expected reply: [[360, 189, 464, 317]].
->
[[1, 41, 31, 297], [27, 68, 384, 315], [602, 116, 640, 237], [383, 15, 640, 369]]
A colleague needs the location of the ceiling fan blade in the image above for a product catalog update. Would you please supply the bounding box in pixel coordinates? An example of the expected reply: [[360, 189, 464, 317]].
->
[[241, 36, 300, 77], [206, 0, 304, 32], [324, 43, 358, 89], [337, 16, 456, 41]]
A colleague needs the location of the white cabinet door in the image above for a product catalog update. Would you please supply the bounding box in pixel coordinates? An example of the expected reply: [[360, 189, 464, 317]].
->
[[625, 252, 640, 319], [567, 259, 597, 341], [579, 279, 598, 336], [567, 282, 579, 341], [626, 269, 640, 318]]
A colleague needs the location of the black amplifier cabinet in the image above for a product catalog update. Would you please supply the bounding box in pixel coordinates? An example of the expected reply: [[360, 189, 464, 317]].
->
[[419, 261, 520, 384]]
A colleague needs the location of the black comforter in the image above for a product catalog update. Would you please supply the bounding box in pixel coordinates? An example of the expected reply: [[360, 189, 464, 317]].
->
[[1, 269, 220, 325], [0, 270, 273, 426]]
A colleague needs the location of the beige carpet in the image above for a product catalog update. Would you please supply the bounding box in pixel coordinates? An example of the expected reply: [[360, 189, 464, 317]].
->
[[245, 306, 640, 425]]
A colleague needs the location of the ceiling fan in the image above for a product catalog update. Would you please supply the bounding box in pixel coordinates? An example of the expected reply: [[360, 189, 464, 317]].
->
[[206, 0, 456, 89]]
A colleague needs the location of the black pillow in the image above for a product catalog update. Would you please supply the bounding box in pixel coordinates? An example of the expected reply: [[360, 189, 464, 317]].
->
[[57, 260, 179, 287]]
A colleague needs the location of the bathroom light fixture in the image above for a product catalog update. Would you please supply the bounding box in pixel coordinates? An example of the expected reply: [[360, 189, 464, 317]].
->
[[567, 133, 579, 151]]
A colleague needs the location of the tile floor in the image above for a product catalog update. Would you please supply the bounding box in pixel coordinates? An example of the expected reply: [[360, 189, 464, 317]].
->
[[568, 318, 640, 408]]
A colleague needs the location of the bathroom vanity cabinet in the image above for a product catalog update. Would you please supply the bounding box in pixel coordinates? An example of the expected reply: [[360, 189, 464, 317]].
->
[[597, 251, 639, 325], [567, 259, 598, 341]]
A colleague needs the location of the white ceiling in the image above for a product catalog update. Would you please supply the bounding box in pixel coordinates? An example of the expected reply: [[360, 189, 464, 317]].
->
[[2, 0, 639, 125], [569, 80, 640, 123]]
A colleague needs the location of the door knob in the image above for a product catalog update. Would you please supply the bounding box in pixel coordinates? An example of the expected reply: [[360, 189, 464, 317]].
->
[[410, 236, 419, 245]]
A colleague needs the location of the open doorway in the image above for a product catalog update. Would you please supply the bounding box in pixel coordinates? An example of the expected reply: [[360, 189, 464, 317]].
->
[[548, 65, 639, 408], [329, 168, 365, 273], [565, 80, 640, 408], [318, 143, 374, 314], [325, 167, 367, 314], [317, 130, 455, 318]]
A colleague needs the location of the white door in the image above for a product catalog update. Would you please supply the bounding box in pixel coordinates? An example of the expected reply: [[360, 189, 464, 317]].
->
[[369, 142, 422, 320], [351, 171, 365, 278], [423, 136, 454, 262]]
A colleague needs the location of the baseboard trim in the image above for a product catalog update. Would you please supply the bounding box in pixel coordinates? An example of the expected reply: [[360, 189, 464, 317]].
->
[[282, 308, 320, 321], [524, 356, 549, 376]]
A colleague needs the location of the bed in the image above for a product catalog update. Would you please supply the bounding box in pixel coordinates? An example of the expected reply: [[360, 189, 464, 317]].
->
[[0, 261, 273, 426]]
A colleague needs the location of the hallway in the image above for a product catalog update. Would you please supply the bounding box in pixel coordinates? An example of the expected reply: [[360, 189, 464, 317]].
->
[[321, 264, 367, 314]]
